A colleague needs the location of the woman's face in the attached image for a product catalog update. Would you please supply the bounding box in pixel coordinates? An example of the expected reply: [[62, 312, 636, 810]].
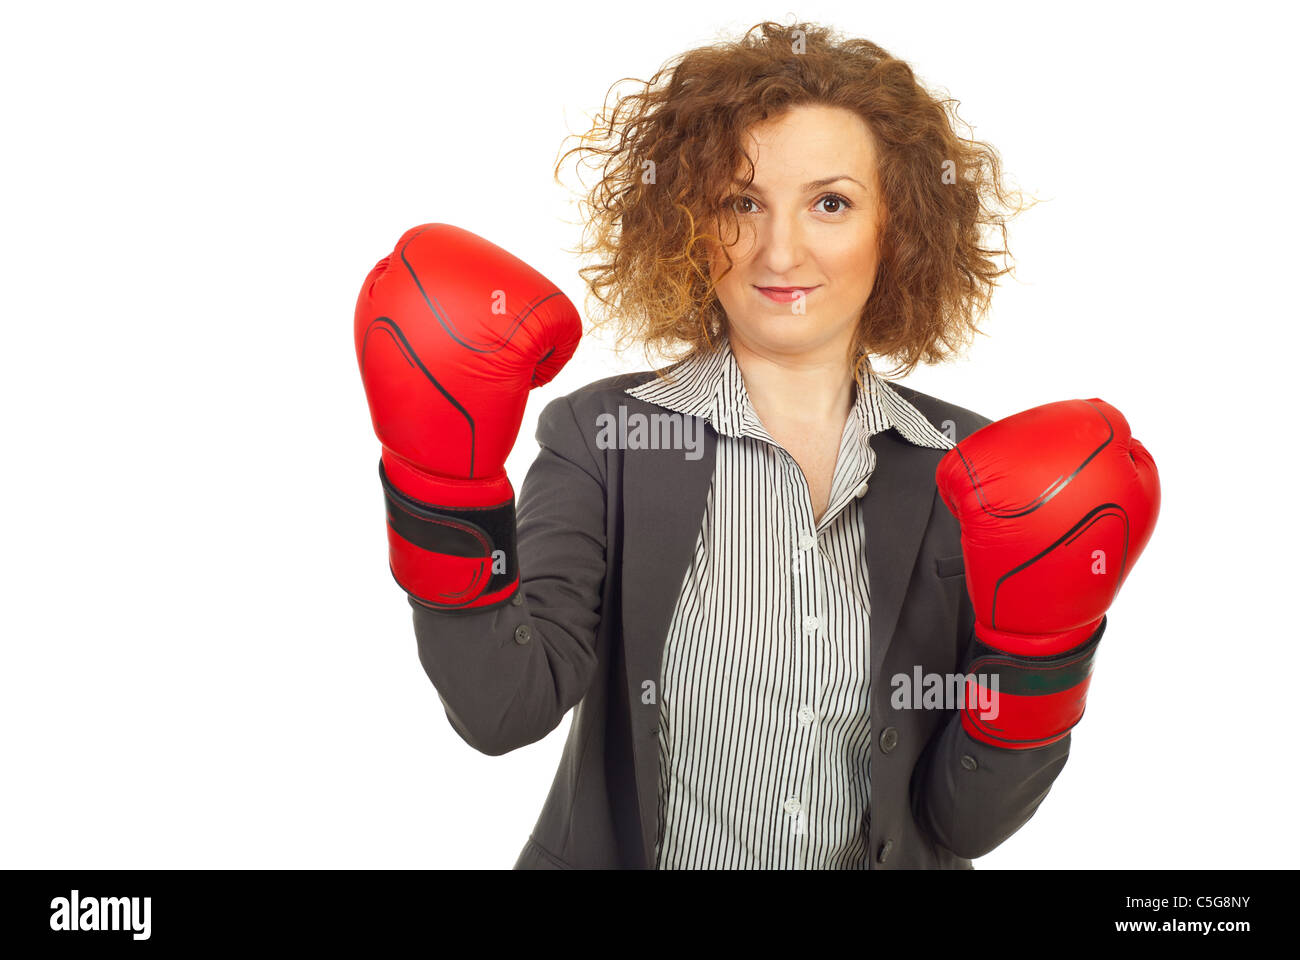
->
[[707, 103, 885, 361]]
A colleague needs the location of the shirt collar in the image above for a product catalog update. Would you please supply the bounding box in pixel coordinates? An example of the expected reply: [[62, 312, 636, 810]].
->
[[624, 336, 954, 451]]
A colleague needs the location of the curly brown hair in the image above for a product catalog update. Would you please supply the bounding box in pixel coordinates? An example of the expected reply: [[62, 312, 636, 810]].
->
[[553, 19, 1032, 382]]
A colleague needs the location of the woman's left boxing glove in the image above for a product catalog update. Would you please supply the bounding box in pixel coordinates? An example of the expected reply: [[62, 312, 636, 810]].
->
[[936, 398, 1160, 749], [354, 223, 582, 611]]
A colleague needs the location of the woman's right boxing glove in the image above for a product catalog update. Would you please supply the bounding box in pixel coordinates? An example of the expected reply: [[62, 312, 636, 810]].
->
[[354, 223, 582, 610]]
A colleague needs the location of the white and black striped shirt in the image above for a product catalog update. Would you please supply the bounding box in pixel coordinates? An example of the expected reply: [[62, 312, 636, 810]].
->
[[625, 338, 953, 869]]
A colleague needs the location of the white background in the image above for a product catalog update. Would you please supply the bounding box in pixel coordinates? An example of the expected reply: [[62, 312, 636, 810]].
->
[[3, 0, 1296, 869]]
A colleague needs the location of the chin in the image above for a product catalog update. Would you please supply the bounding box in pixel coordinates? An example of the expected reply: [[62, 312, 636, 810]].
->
[[733, 314, 829, 354]]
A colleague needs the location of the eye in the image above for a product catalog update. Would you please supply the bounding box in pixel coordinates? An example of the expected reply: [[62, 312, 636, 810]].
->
[[726, 195, 756, 214], [817, 193, 853, 214]]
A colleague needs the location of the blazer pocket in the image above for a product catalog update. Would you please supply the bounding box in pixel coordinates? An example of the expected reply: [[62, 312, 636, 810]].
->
[[935, 554, 965, 579]]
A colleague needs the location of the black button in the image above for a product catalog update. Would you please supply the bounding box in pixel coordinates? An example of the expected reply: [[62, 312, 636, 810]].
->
[[514, 624, 532, 645], [960, 754, 978, 771], [879, 727, 899, 754], [649, 725, 659, 737], [877, 839, 893, 864]]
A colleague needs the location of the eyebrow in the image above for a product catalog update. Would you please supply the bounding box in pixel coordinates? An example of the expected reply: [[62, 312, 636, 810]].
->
[[735, 175, 869, 194]]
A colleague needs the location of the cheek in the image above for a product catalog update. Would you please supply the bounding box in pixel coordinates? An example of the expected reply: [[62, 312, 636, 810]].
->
[[841, 225, 881, 268], [705, 236, 740, 284], [829, 231, 881, 289], [710, 243, 755, 291]]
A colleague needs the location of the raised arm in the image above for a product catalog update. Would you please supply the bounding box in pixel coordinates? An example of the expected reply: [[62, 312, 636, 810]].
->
[[354, 223, 603, 754], [914, 398, 1160, 858]]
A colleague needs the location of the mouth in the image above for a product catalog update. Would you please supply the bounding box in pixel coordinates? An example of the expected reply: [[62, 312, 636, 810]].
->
[[755, 285, 819, 303]]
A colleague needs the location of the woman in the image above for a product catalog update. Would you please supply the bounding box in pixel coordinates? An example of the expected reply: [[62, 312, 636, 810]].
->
[[354, 21, 1157, 869]]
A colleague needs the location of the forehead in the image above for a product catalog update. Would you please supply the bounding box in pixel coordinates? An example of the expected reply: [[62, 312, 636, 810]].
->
[[738, 105, 877, 181]]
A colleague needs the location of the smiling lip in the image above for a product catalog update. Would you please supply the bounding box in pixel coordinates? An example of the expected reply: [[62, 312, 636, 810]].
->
[[756, 285, 818, 303]]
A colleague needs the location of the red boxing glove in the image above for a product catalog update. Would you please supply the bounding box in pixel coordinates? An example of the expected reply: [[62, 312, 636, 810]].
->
[[935, 399, 1160, 749], [354, 223, 581, 610]]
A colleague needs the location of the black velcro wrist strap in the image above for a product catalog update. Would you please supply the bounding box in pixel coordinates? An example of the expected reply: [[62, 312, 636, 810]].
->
[[965, 617, 1107, 697], [379, 461, 518, 592]]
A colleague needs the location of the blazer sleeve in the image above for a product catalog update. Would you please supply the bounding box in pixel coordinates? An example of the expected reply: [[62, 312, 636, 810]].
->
[[908, 407, 1074, 861], [407, 393, 607, 756], [909, 663, 1073, 860]]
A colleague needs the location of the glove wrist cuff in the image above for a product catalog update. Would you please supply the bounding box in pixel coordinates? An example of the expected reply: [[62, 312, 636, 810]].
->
[[959, 617, 1107, 751], [378, 460, 519, 610]]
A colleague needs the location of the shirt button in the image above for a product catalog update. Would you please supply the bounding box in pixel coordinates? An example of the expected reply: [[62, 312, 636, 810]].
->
[[961, 754, 978, 771], [783, 797, 802, 815], [798, 532, 816, 550], [803, 615, 820, 635], [514, 624, 532, 645], [797, 706, 815, 726], [855, 481, 870, 498]]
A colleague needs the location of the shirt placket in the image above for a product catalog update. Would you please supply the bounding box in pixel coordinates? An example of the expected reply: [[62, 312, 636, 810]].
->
[[780, 444, 823, 870]]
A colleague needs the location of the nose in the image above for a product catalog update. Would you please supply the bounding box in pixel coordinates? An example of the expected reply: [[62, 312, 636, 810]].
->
[[756, 208, 805, 274]]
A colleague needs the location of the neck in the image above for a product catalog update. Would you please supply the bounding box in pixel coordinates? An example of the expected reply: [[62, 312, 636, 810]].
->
[[727, 332, 858, 426]]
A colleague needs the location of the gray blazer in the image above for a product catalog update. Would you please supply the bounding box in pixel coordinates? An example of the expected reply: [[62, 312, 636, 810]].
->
[[409, 370, 1074, 869]]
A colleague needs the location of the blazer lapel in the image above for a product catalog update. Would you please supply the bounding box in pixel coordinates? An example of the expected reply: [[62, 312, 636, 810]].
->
[[861, 427, 946, 686], [621, 410, 717, 867]]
